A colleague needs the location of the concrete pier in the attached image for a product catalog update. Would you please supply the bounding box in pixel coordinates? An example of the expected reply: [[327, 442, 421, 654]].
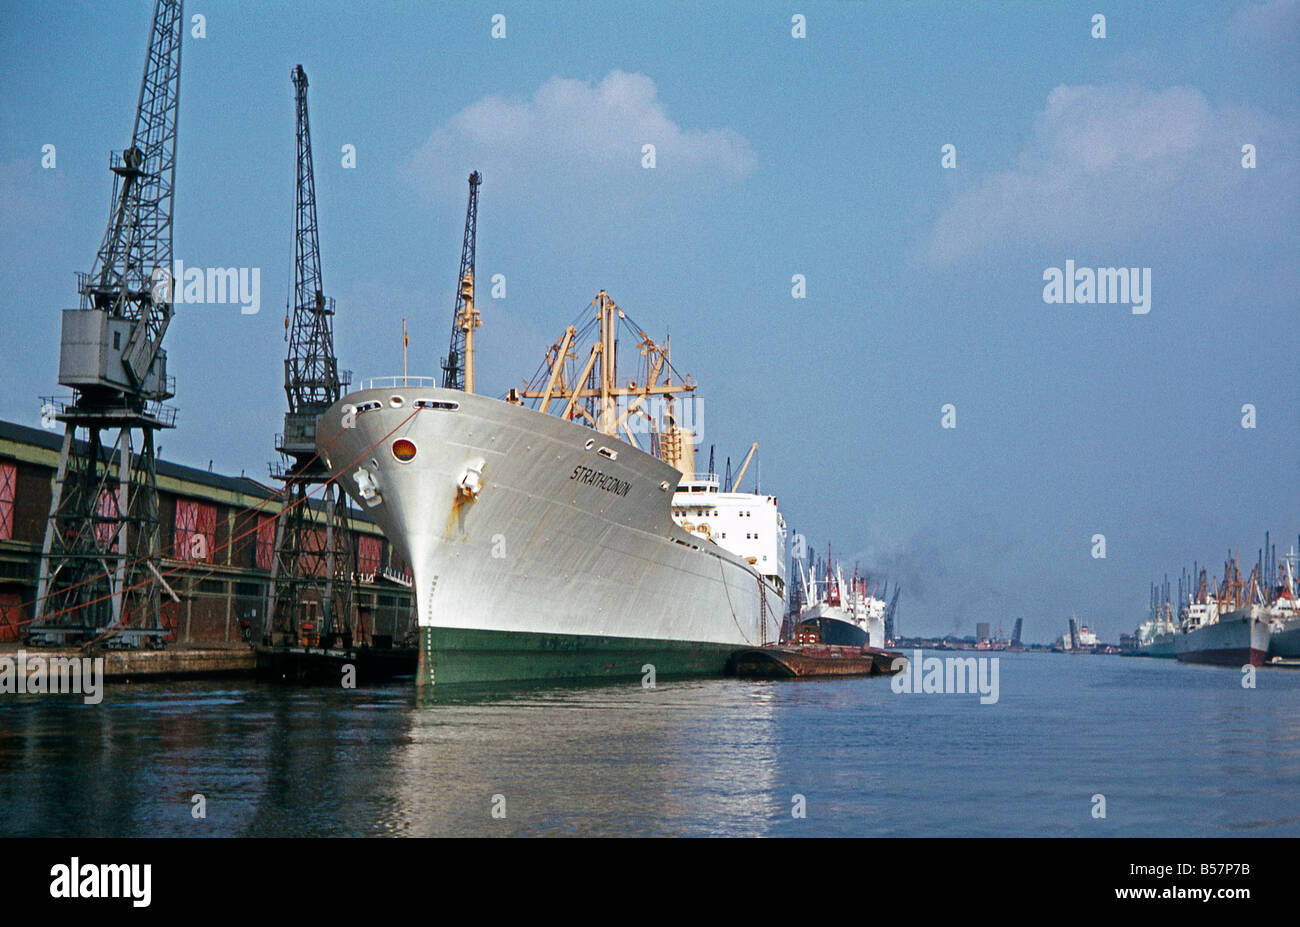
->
[[0, 641, 255, 680]]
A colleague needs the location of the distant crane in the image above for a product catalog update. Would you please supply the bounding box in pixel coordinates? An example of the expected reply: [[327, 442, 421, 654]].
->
[[441, 172, 482, 392], [31, 0, 184, 646], [885, 584, 901, 642], [264, 64, 356, 646]]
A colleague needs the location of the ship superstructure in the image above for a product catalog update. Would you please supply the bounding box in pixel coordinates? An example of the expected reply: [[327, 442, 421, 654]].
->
[[671, 471, 786, 596]]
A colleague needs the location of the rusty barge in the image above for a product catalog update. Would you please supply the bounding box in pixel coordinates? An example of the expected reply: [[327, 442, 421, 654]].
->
[[728, 643, 906, 679]]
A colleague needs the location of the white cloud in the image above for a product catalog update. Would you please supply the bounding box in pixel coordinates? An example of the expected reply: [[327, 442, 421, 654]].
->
[[406, 71, 756, 206], [924, 83, 1296, 265]]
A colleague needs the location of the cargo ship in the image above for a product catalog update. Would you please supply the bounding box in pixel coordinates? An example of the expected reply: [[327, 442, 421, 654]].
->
[[1176, 606, 1271, 666], [316, 291, 786, 686], [1266, 552, 1299, 659], [1136, 623, 1176, 658], [1134, 595, 1177, 658], [794, 559, 887, 648], [1175, 556, 1270, 667], [1052, 616, 1099, 653]]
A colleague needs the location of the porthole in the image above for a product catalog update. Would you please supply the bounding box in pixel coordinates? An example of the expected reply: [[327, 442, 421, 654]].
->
[[392, 439, 417, 462]]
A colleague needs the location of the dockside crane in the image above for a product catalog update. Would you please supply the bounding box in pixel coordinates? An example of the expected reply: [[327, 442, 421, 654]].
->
[[264, 64, 357, 646], [31, 0, 184, 646], [441, 172, 482, 392]]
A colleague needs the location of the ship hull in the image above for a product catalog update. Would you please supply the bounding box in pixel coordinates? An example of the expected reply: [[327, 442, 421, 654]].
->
[[1137, 635, 1176, 658], [1268, 618, 1300, 659], [318, 386, 783, 687], [796, 617, 868, 648], [419, 626, 738, 686], [1175, 610, 1270, 667]]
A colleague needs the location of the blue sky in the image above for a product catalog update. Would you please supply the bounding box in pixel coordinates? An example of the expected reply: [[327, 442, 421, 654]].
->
[[1, 1, 1296, 642]]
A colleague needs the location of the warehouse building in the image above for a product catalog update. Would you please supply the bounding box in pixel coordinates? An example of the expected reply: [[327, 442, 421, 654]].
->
[[0, 419, 415, 645]]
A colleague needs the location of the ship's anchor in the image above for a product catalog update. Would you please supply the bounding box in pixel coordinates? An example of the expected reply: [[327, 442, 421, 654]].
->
[[457, 458, 485, 499], [352, 467, 382, 507]]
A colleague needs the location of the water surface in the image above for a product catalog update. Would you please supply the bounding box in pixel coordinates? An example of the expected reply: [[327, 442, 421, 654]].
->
[[1, 652, 1295, 837]]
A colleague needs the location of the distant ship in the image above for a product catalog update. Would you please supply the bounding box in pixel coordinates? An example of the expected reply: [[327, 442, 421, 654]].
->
[[1134, 600, 1177, 658], [1176, 606, 1271, 666], [1052, 616, 1098, 653], [318, 291, 786, 686], [1175, 557, 1269, 667], [1265, 552, 1299, 659], [1137, 625, 1176, 658], [794, 559, 888, 648]]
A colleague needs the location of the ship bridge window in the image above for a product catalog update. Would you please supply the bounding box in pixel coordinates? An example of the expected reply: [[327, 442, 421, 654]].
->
[[414, 399, 459, 411]]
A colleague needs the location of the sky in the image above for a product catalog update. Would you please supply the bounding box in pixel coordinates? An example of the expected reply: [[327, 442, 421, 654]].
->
[[0, 1, 1296, 643]]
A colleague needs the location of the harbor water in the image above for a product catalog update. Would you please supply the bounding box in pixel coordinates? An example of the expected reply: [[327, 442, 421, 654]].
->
[[2, 651, 1297, 837]]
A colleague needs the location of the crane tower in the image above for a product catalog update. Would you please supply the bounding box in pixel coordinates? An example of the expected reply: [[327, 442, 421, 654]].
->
[[440, 172, 482, 392], [31, 0, 184, 646], [263, 64, 357, 646]]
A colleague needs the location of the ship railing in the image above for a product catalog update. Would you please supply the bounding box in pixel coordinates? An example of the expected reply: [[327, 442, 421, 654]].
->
[[358, 376, 440, 391]]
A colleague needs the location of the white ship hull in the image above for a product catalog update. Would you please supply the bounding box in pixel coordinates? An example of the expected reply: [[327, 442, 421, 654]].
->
[[317, 386, 783, 685]]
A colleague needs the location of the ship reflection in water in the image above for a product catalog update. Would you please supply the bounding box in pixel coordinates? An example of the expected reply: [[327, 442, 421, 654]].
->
[[0, 677, 785, 838], [1, 654, 1299, 837]]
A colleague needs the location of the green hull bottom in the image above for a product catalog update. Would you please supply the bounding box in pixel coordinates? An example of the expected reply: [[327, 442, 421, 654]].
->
[[417, 626, 740, 687]]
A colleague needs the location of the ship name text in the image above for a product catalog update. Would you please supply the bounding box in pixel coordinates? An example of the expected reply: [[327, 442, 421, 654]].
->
[[571, 465, 632, 497]]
